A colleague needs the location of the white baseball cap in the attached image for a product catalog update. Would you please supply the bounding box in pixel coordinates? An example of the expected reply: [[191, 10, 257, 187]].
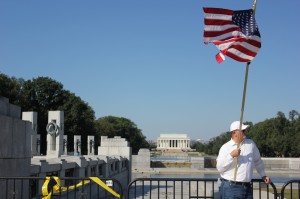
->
[[230, 121, 249, 132]]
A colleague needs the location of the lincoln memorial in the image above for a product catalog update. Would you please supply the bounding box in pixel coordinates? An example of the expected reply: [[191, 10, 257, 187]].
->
[[157, 134, 191, 150]]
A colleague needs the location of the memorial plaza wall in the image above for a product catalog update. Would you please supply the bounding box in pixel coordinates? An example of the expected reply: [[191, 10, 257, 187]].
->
[[0, 96, 131, 198]]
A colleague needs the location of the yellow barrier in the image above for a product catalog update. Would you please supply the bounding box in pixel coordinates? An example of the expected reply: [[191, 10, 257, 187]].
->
[[42, 176, 120, 198]]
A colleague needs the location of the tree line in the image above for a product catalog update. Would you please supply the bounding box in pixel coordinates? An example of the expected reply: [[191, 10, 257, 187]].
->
[[2, 73, 299, 157], [0, 73, 149, 155], [192, 111, 300, 157]]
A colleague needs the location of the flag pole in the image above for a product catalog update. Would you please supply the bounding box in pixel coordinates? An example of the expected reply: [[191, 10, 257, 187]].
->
[[233, 0, 258, 181]]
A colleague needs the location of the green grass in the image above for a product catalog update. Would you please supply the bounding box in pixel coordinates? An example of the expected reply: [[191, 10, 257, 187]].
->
[[281, 188, 299, 199], [253, 187, 299, 199]]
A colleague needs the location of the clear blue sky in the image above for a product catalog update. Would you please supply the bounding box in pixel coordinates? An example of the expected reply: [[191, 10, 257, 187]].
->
[[1, 0, 299, 141]]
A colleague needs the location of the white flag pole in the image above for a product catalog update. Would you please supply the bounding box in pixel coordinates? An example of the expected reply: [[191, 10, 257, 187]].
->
[[233, 0, 258, 181]]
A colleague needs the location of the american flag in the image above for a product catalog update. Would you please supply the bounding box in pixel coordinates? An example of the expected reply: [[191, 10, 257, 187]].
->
[[203, 7, 261, 64]]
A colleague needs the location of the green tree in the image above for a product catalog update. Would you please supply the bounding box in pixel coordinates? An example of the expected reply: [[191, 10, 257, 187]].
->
[[95, 116, 149, 154], [191, 142, 206, 153], [0, 73, 24, 105], [293, 115, 300, 156], [204, 132, 231, 155], [289, 110, 298, 121], [273, 112, 290, 157], [61, 91, 96, 154], [249, 119, 276, 157], [20, 77, 66, 154], [287, 110, 300, 156]]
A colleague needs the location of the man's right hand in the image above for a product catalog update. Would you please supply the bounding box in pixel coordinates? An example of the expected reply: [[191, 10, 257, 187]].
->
[[230, 148, 241, 158]]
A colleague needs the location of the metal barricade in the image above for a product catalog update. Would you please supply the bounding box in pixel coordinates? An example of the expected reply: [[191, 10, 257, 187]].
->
[[0, 176, 123, 199], [251, 179, 278, 199], [280, 180, 300, 199], [0, 176, 284, 198], [127, 178, 278, 199]]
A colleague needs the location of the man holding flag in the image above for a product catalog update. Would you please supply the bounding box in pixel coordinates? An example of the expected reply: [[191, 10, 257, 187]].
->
[[216, 121, 271, 198], [203, 1, 271, 198]]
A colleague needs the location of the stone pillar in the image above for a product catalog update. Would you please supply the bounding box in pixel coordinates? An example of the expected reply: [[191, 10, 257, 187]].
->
[[22, 111, 38, 156], [98, 136, 132, 182], [74, 157, 87, 177], [38, 161, 47, 196], [87, 136, 95, 155], [132, 149, 150, 170], [46, 111, 64, 157], [60, 159, 67, 186], [74, 135, 81, 156]]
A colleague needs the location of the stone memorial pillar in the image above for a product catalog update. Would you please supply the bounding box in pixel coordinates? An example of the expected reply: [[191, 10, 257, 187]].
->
[[46, 111, 64, 157], [63, 135, 68, 155], [74, 135, 81, 156], [88, 135, 95, 155]]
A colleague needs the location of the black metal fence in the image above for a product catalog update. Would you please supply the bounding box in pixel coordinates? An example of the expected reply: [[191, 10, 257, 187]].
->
[[2, 177, 300, 199], [0, 176, 123, 199], [127, 178, 278, 199], [280, 180, 300, 199]]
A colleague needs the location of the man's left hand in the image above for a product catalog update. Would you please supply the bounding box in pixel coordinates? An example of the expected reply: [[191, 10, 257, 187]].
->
[[262, 176, 271, 184]]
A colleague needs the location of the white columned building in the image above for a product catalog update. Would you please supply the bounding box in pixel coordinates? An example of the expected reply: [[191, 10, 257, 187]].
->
[[157, 134, 191, 150]]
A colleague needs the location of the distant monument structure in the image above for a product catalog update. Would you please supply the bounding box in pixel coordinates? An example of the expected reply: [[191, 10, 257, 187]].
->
[[157, 134, 191, 150]]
